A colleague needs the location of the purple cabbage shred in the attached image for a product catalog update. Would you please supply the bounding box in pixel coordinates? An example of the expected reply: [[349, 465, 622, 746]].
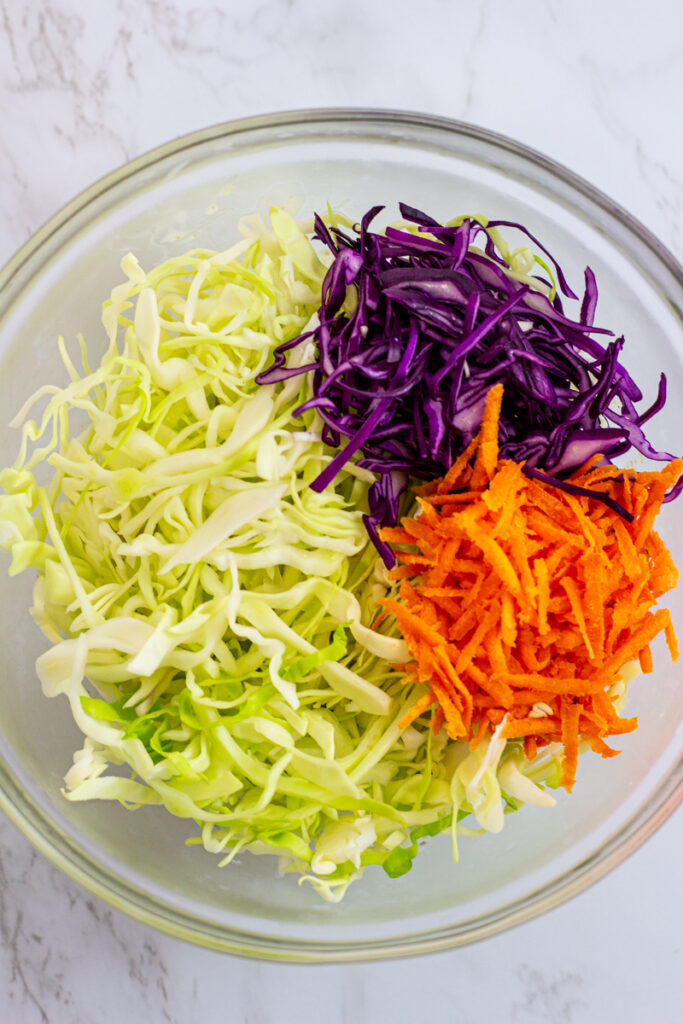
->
[[256, 203, 680, 564]]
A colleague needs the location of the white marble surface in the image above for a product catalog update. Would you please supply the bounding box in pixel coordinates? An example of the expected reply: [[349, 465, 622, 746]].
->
[[0, 1, 682, 1021]]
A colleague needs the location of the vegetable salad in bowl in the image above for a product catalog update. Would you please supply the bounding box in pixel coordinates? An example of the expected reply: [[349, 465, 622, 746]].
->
[[0, 204, 679, 902]]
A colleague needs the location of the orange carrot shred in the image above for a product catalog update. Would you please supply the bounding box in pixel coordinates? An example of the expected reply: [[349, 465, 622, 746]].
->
[[583, 734, 620, 758], [371, 609, 388, 630], [470, 383, 504, 489], [431, 705, 445, 735], [398, 689, 436, 730], [560, 576, 595, 660], [436, 436, 480, 495], [524, 735, 538, 760], [638, 644, 653, 674], [502, 716, 560, 739], [470, 710, 492, 749], [560, 698, 582, 791], [500, 590, 517, 647], [379, 384, 680, 792], [664, 611, 679, 661]]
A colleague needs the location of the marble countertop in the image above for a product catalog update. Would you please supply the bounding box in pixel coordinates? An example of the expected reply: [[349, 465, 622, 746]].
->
[[0, 1, 681, 1021]]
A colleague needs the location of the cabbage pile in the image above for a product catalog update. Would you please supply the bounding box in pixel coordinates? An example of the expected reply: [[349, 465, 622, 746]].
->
[[0, 209, 559, 900]]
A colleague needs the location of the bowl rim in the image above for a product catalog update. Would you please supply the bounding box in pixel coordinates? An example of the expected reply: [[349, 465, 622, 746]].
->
[[0, 106, 681, 962]]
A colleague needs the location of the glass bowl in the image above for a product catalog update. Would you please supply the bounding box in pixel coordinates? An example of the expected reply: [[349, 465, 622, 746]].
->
[[0, 109, 681, 961]]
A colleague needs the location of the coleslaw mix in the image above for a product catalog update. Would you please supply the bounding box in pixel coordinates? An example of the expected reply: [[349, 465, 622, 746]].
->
[[0, 206, 661, 900]]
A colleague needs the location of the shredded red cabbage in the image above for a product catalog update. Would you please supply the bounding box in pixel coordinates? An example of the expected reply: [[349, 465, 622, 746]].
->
[[257, 204, 680, 564]]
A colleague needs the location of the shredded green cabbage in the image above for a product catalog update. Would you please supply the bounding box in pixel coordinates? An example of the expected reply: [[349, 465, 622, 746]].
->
[[0, 208, 560, 900]]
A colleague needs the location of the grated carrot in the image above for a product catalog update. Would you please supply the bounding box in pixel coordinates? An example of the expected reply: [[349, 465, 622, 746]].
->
[[380, 385, 681, 792], [524, 735, 538, 760], [398, 689, 436, 730], [638, 645, 653, 674], [560, 698, 581, 790]]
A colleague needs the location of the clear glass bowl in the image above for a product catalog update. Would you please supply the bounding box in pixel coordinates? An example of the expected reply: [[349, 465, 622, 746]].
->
[[0, 110, 681, 961]]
